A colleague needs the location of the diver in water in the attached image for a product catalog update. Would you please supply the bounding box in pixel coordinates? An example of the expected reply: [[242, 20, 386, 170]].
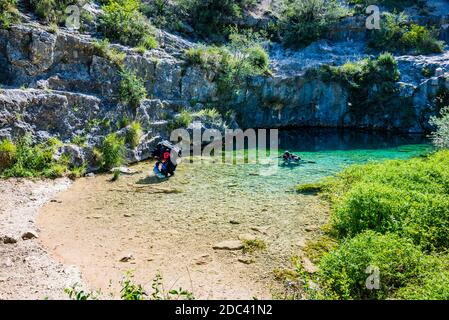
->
[[282, 150, 301, 162]]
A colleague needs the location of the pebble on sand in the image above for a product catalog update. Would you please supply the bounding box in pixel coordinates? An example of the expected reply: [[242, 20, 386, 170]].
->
[[21, 231, 38, 240], [2, 236, 18, 244]]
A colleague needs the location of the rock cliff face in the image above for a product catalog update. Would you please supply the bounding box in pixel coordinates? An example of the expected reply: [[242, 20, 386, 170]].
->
[[1, 2, 449, 168]]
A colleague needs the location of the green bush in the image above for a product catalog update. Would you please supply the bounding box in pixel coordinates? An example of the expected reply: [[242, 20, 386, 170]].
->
[[0, 139, 17, 170], [93, 39, 127, 67], [140, 0, 183, 32], [194, 108, 221, 122], [67, 271, 194, 300], [177, 0, 257, 39], [119, 69, 147, 108], [245, 45, 269, 72], [71, 135, 87, 147], [279, 0, 349, 48], [125, 121, 142, 148], [318, 231, 426, 300], [368, 12, 444, 55], [120, 272, 146, 300], [98, 0, 158, 48], [100, 133, 125, 170], [395, 256, 449, 300], [29, 0, 93, 27], [0, 136, 69, 178], [326, 151, 449, 251], [316, 53, 400, 88], [185, 46, 230, 70], [0, 0, 19, 28], [185, 32, 270, 98], [168, 110, 193, 131], [430, 106, 449, 149]]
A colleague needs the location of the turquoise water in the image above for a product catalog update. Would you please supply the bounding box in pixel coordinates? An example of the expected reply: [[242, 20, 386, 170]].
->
[[182, 130, 433, 195]]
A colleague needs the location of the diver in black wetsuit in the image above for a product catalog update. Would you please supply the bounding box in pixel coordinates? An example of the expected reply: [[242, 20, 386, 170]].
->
[[282, 151, 301, 162]]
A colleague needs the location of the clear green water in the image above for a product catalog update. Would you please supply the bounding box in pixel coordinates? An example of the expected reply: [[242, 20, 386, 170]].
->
[[181, 130, 433, 195]]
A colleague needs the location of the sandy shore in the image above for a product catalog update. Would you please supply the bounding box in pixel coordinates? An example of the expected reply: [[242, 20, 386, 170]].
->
[[37, 162, 329, 299], [0, 178, 82, 300]]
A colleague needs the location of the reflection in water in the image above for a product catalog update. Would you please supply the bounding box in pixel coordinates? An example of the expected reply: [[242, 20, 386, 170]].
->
[[278, 128, 430, 152]]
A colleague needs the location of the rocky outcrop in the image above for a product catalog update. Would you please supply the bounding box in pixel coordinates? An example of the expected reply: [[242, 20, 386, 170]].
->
[[0, 89, 101, 141]]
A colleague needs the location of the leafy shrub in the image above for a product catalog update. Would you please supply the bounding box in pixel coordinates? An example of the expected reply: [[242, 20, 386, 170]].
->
[[119, 69, 147, 108], [245, 45, 269, 71], [93, 39, 126, 67], [68, 271, 194, 300], [65, 284, 98, 300], [194, 108, 221, 122], [316, 53, 400, 88], [120, 272, 146, 300], [0, 139, 17, 170], [242, 239, 266, 254], [0, 0, 19, 28], [141, 0, 183, 31], [279, 0, 349, 48], [394, 256, 449, 300], [168, 110, 193, 131], [29, 0, 93, 28], [125, 121, 142, 148], [185, 32, 270, 98], [368, 12, 444, 55], [0, 136, 68, 178], [318, 231, 426, 300], [98, 0, 158, 48], [68, 164, 86, 179], [430, 107, 449, 149], [100, 133, 125, 170], [185, 46, 229, 70], [177, 0, 257, 39], [326, 151, 449, 251], [71, 135, 87, 147]]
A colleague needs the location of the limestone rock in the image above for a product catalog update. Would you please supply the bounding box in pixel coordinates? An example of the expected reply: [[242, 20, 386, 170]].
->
[[21, 231, 38, 240], [2, 235, 18, 244], [213, 240, 244, 250], [119, 254, 134, 262]]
